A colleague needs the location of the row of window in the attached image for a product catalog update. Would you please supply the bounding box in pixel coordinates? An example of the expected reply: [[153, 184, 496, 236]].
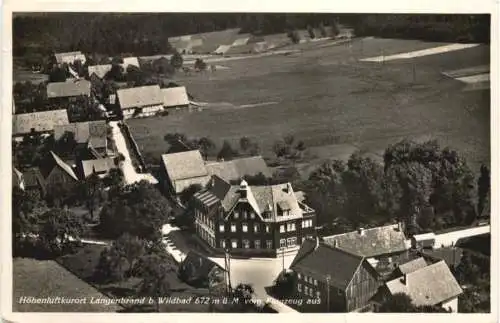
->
[[279, 237, 297, 248], [297, 273, 318, 286], [220, 223, 270, 233], [221, 239, 273, 249], [232, 210, 256, 220], [297, 283, 321, 298]]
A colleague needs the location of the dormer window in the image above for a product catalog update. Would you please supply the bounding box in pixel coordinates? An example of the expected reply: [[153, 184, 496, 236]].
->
[[233, 211, 239, 219]]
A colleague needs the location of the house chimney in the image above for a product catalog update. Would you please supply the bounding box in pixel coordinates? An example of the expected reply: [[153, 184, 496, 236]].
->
[[400, 274, 407, 285], [240, 179, 248, 198], [332, 239, 338, 248], [358, 228, 365, 236]]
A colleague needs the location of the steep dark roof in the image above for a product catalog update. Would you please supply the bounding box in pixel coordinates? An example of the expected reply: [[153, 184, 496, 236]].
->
[[290, 239, 365, 290], [23, 167, 46, 190], [323, 224, 407, 258]]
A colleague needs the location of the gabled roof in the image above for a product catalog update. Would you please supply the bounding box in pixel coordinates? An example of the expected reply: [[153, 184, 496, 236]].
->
[[46, 80, 91, 98], [81, 158, 116, 178], [13, 109, 69, 135], [194, 178, 307, 222], [117, 85, 163, 109], [161, 150, 208, 181], [49, 151, 78, 181], [88, 64, 112, 79], [205, 156, 271, 182], [161, 86, 189, 108], [397, 257, 428, 275], [23, 167, 46, 189], [290, 239, 366, 290], [323, 224, 407, 258], [385, 261, 463, 306], [54, 121, 106, 146]]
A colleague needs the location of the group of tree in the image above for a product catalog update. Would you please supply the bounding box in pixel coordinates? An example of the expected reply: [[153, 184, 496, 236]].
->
[[12, 186, 87, 257], [98, 180, 173, 240], [273, 134, 306, 160], [298, 139, 488, 235], [13, 81, 49, 114]]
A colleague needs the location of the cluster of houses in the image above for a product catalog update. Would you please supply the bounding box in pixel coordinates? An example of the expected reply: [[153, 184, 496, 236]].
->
[[157, 148, 468, 313]]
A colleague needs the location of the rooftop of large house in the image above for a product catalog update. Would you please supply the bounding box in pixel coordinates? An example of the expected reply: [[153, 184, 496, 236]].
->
[[46, 79, 91, 98], [117, 85, 163, 109], [205, 156, 272, 182], [81, 158, 116, 178], [290, 239, 368, 290], [194, 177, 313, 223], [323, 224, 407, 258], [385, 260, 463, 307], [161, 86, 190, 108], [54, 120, 107, 148], [13, 109, 69, 135]]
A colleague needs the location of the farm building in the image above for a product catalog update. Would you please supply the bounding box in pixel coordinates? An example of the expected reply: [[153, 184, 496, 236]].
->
[[54, 120, 109, 157], [160, 150, 272, 198], [79, 157, 117, 179], [411, 232, 436, 249], [54, 51, 87, 65], [205, 156, 272, 182], [178, 251, 225, 288], [384, 260, 463, 312], [46, 79, 91, 102], [161, 86, 190, 109], [192, 177, 317, 257], [13, 109, 69, 138], [322, 223, 408, 274], [116, 85, 164, 119], [160, 150, 211, 196], [88, 64, 112, 79], [290, 238, 381, 312], [40, 151, 79, 194]]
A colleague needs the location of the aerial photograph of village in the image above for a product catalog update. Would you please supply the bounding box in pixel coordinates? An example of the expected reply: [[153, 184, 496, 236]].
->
[[11, 13, 491, 313]]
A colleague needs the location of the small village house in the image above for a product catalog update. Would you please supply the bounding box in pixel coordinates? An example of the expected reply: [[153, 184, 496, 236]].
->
[[53, 51, 87, 66], [289, 238, 381, 312], [178, 251, 226, 288], [192, 177, 316, 257], [116, 85, 164, 119], [54, 120, 109, 157], [88, 64, 113, 80], [13, 109, 70, 140], [411, 232, 436, 250], [384, 260, 463, 312], [160, 150, 272, 199], [46, 79, 92, 105], [322, 224, 408, 276], [21, 167, 47, 197], [79, 157, 117, 179], [389, 257, 428, 280], [160, 150, 211, 197], [40, 151, 79, 195], [161, 86, 190, 109]]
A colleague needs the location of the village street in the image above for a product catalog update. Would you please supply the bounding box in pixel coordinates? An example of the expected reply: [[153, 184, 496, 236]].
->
[[109, 121, 158, 185]]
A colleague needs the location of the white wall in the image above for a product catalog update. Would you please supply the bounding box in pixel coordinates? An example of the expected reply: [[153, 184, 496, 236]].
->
[[434, 226, 490, 248], [442, 297, 458, 313]]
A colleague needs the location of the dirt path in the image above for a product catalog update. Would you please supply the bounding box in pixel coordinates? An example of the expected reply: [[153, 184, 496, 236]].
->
[[109, 121, 158, 185]]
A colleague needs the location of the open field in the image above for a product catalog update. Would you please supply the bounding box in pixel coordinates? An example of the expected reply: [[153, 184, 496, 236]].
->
[[13, 257, 123, 312], [122, 38, 490, 174]]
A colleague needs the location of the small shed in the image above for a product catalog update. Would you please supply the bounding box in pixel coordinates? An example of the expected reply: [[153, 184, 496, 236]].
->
[[411, 232, 436, 250]]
